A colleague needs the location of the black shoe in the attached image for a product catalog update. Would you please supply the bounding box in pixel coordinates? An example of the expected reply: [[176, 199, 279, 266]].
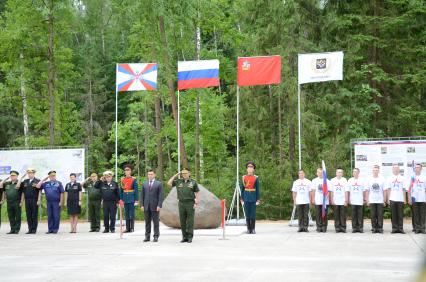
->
[[95, 229, 100, 232], [153, 237, 158, 242], [399, 230, 406, 234], [180, 239, 188, 243], [143, 238, 150, 242], [110, 230, 115, 233], [378, 230, 384, 233], [103, 229, 109, 233], [352, 230, 357, 233], [304, 229, 309, 233], [420, 230, 426, 234], [89, 230, 96, 232], [297, 229, 303, 232], [187, 239, 192, 243], [45, 231, 51, 234], [7, 231, 14, 234], [246, 230, 251, 234], [391, 230, 398, 234], [26, 231, 32, 234], [359, 230, 364, 233], [251, 230, 256, 234]]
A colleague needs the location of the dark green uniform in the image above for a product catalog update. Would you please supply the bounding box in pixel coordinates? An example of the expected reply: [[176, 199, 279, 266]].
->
[[4, 181, 23, 233], [84, 180, 102, 232], [173, 178, 199, 241]]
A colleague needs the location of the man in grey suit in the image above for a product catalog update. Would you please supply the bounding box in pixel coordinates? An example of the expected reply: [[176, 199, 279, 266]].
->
[[141, 170, 163, 242]]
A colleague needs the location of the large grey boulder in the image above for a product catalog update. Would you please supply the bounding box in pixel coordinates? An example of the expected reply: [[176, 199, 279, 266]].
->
[[160, 184, 221, 229]]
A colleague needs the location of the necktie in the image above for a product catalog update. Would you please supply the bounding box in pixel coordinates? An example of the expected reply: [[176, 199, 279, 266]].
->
[[149, 181, 153, 191]]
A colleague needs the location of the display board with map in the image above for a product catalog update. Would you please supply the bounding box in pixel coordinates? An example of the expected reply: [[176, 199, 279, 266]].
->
[[0, 148, 85, 184]]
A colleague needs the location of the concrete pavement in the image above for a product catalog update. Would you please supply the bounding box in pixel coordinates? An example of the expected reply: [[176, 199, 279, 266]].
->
[[0, 220, 424, 282]]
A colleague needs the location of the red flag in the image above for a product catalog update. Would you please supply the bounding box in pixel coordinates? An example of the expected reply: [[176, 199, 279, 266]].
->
[[237, 56, 281, 86]]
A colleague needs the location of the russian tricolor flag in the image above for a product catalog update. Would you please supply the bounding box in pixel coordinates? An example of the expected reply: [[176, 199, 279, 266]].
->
[[177, 60, 219, 90]]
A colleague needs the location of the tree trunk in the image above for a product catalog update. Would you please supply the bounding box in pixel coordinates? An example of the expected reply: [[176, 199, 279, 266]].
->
[[158, 15, 189, 170], [47, 0, 55, 146], [155, 93, 163, 180], [20, 53, 29, 147]]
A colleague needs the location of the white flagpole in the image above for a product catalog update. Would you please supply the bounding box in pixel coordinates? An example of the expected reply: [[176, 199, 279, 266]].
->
[[177, 90, 181, 173], [115, 64, 119, 181], [298, 83, 302, 170], [236, 85, 240, 220]]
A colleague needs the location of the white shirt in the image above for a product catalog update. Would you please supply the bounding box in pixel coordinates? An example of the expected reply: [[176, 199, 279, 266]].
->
[[292, 178, 312, 205], [366, 176, 386, 204], [330, 177, 347, 205], [386, 174, 407, 202], [409, 175, 426, 203], [311, 177, 330, 205], [346, 177, 365, 206]]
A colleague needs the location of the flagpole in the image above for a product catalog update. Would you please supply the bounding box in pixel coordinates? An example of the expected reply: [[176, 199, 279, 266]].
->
[[236, 85, 240, 220], [177, 90, 181, 173], [297, 83, 302, 170], [115, 64, 118, 181]]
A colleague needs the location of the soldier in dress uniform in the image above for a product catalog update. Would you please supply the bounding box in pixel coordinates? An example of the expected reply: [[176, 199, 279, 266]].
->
[[120, 164, 139, 233], [240, 162, 260, 234]]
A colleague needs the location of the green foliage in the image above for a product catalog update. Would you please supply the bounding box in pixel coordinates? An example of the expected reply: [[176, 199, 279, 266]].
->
[[0, 0, 424, 220]]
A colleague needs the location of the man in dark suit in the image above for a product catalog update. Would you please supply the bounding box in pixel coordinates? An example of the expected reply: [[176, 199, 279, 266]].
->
[[141, 170, 163, 242]]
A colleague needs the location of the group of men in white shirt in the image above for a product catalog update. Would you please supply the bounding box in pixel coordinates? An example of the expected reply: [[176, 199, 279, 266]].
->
[[291, 163, 426, 234]]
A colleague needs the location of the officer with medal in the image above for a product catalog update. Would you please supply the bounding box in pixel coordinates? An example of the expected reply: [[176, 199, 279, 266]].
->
[[167, 168, 200, 243], [0, 171, 24, 234]]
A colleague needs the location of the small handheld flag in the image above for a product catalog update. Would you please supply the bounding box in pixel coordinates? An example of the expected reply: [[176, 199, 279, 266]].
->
[[116, 63, 158, 92], [409, 160, 416, 204], [322, 160, 328, 218]]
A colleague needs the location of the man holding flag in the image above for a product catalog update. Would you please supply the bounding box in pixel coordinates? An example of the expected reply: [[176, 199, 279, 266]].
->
[[410, 163, 426, 234], [310, 165, 330, 232]]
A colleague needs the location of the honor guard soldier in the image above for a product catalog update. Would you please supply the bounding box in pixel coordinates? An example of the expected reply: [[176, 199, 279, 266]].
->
[[1, 171, 24, 234], [365, 165, 386, 233], [95, 171, 120, 233], [292, 169, 312, 232], [386, 164, 407, 234], [120, 165, 139, 233], [82, 172, 101, 232], [36, 170, 64, 234], [346, 168, 366, 233], [330, 168, 348, 233], [311, 168, 330, 232], [240, 162, 260, 234], [167, 168, 200, 243], [409, 163, 426, 234], [20, 168, 41, 234], [65, 173, 82, 233]]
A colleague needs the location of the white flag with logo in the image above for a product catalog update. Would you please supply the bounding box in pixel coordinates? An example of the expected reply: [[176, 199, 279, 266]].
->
[[298, 51, 343, 84]]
